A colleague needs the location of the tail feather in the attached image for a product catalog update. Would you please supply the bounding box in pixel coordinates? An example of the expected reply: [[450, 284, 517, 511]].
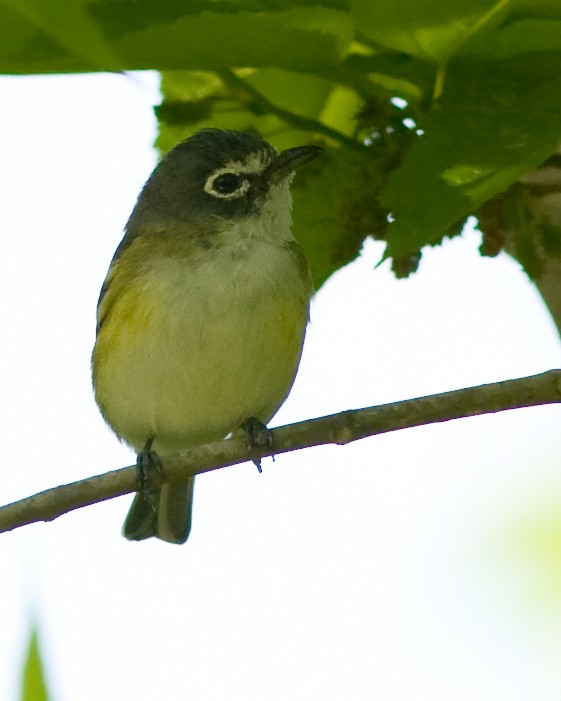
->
[[122, 477, 195, 544]]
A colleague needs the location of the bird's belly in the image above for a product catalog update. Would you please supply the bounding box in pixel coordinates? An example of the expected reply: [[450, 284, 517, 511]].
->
[[93, 265, 308, 454]]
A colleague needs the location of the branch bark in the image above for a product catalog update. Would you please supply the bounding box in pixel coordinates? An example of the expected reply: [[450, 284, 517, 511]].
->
[[2, 369, 561, 535]]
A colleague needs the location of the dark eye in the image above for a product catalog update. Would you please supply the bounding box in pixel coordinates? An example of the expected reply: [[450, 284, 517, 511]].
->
[[213, 173, 243, 194]]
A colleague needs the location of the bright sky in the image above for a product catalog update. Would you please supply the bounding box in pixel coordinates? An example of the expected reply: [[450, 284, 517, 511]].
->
[[2, 73, 561, 701]]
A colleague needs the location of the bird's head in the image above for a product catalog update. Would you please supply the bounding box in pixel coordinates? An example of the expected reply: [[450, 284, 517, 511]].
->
[[127, 129, 322, 243]]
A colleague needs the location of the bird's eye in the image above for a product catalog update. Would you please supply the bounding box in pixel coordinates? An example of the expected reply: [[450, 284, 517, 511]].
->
[[213, 173, 243, 195], [204, 169, 251, 199]]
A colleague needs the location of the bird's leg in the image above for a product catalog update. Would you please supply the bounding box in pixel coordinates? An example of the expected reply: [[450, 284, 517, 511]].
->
[[136, 436, 163, 511], [242, 417, 275, 474]]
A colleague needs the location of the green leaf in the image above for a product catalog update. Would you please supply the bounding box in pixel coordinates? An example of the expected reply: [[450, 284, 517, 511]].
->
[[0, 0, 121, 71], [157, 70, 318, 155], [4, 0, 560, 287], [351, 0, 500, 63], [89, 0, 353, 41], [0, 3, 353, 74], [382, 54, 561, 256], [115, 7, 353, 73], [463, 19, 561, 58], [291, 147, 387, 288], [20, 625, 50, 701], [352, 0, 561, 68], [156, 68, 364, 154]]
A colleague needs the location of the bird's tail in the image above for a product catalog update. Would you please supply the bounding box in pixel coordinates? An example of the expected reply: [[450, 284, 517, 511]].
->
[[122, 477, 195, 544]]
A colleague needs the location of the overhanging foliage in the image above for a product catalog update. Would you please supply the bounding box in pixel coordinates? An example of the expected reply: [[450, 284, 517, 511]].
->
[[3, 0, 561, 287]]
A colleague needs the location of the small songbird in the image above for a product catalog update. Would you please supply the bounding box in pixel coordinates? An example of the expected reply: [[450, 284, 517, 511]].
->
[[91, 129, 321, 544]]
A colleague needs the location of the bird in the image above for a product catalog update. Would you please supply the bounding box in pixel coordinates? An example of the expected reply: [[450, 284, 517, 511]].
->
[[91, 128, 321, 544]]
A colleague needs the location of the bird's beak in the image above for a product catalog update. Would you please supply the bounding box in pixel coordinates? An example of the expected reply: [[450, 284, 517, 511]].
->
[[265, 145, 322, 183]]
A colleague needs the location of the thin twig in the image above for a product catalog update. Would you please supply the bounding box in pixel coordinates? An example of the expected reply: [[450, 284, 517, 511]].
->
[[217, 69, 365, 151], [1, 370, 561, 534]]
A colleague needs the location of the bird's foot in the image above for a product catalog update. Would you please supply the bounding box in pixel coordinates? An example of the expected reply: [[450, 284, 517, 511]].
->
[[136, 438, 163, 511], [242, 417, 274, 474]]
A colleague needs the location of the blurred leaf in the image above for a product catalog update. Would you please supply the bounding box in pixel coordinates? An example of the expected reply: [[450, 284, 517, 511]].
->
[[0, 0, 121, 71], [89, 0, 353, 41], [320, 84, 364, 138], [351, 0, 501, 63], [382, 54, 561, 256], [115, 7, 353, 72], [243, 70, 334, 124], [156, 68, 364, 154], [3, 0, 561, 286], [291, 147, 387, 288], [499, 486, 561, 609], [342, 52, 434, 103], [507, 0, 561, 21], [352, 0, 561, 63], [20, 625, 50, 701], [463, 17, 561, 60], [156, 70, 317, 154], [0, 3, 353, 74]]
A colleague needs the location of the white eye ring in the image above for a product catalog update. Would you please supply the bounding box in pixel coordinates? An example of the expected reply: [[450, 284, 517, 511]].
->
[[204, 169, 250, 199]]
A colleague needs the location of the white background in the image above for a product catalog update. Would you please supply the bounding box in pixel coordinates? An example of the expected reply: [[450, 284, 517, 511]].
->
[[1, 73, 561, 700]]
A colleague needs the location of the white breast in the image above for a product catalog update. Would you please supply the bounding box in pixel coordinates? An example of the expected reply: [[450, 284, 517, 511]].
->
[[93, 223, 311, 455]]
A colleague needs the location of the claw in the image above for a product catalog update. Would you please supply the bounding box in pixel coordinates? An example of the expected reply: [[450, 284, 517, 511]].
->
[[242, 418, 274, 473]]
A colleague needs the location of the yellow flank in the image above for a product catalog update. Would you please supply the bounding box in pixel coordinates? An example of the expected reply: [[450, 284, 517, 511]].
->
[[92, 222, 311, 455]]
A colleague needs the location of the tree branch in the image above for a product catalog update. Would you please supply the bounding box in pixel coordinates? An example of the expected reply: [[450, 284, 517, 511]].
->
[[2, 370, 561, 535]]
